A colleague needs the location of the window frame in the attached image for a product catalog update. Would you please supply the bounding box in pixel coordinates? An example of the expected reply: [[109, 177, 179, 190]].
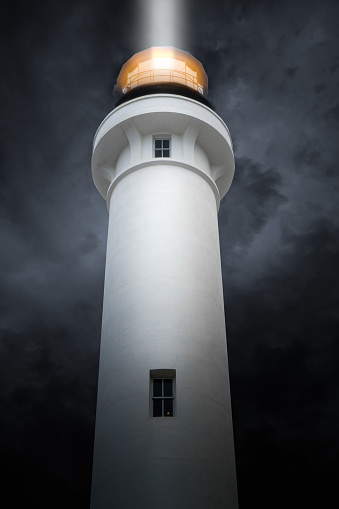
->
[[153, 136, 171, 159], [150, 369, 176, 417]]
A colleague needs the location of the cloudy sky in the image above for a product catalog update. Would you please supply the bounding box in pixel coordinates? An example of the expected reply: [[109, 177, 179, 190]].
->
[[1, 0, 339, 507]]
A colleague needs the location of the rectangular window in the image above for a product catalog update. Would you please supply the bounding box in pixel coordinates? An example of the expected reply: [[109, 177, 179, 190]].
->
[[154, 137, 171, 158], [150, 369, 176, 417]]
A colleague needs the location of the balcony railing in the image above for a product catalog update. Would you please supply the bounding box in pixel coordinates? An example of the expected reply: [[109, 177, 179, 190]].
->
[[122, 68, 204, 95]]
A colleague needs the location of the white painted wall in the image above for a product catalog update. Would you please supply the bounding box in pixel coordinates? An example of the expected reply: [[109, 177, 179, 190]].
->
[[91, 94, 238, 509]]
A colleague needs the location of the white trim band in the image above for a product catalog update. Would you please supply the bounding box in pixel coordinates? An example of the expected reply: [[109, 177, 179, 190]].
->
[[106, 159, 221, 213]]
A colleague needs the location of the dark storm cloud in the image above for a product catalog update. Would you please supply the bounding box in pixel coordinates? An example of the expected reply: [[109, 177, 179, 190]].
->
[[0, 324, 98, 507], [226, 216, 339, 507], [1, 0, 339, 507], [219, 157, 287, 255]]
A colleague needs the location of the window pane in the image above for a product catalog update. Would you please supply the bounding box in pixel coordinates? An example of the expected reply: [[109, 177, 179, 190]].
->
[[163, 139, 170, 149], [153, 379, 162, 397], [153, 399, 162, 417], [163, 150, 170, 157], [155, 150, 162, 158], [164, 399, 173, 417], [155, 139, 162, 148], [164, 379, 173, 397]]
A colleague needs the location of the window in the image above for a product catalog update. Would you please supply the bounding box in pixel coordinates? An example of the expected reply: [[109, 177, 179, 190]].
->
[[154, 137, 171, 158], [150, 369, 176, 417]]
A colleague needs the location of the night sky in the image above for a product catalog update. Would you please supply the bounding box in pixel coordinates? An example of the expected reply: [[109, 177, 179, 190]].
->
[[1, 0, 339, 507]]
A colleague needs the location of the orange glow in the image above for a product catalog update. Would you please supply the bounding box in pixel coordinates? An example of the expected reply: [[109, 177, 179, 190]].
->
[[116, 47, 208, 96]]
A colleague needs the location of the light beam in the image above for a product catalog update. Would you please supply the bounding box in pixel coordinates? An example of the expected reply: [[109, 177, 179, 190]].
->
[[137, 0, 188, 49]]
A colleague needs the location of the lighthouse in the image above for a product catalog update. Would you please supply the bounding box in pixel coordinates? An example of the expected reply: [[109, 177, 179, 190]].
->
[[90, 47, 238, 509]]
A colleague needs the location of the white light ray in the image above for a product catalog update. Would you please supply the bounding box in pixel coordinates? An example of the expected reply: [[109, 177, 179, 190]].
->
[[137, 0, 187, 49]]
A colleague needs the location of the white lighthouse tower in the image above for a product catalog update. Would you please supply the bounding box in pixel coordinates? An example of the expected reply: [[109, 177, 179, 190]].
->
[[90, 47, 238, 509]]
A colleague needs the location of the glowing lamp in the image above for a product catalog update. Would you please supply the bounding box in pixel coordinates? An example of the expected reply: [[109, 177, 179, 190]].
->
[[116, 46, 208, 96]]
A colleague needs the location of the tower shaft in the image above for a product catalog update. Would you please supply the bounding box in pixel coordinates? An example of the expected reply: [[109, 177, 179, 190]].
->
[[91, 91, 238, 509]]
